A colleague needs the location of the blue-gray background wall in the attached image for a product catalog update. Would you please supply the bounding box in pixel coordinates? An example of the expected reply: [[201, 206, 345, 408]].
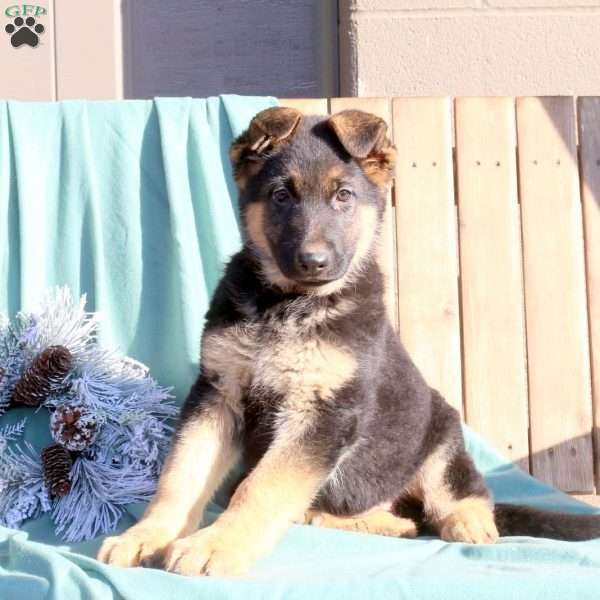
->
[[123, 0, 339, 99]]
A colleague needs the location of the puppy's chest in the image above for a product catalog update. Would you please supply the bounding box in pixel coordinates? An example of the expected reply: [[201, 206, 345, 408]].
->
[[201, 307, 357, 415]]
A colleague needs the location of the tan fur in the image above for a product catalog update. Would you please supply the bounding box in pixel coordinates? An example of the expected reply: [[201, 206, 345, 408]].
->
[[327, 110, 396, 188], [305, 506, 418, 538], [323, 165, 346, 191], [438, 497, 498, 544], [146, 409, 239, 527], [228, 149, 262, 191], [328, 110, 387, 159], [245, 202, 271, 257], [202, 297, 358, 426], [287, 165, 346, 199], [406, 443, 498, 544], [360, 146, 396, 187], [97, 404, 239, 567], [327, 164, 345, 180], [244, 201, 302, 291], [257, 336, 356, 403], [259, 260, 298, 291], [164, 436, 326, 576], [407, 442, 455, 523], [287, 168, 304, 194], [230, 106, 302, 190], [201, 327, 256, 416]]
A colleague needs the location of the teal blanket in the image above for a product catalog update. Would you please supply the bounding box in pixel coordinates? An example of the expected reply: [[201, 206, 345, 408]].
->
[[1, 96, 600, 599]]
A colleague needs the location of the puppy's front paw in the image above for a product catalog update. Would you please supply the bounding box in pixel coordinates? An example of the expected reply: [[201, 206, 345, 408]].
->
[[440, 499, 498, 544], [97, 524, 177, 568], [164, 522, 267, 577]]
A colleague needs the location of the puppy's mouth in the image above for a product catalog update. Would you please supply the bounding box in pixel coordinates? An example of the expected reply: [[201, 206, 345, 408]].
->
[[285, 265, 351, 287], [295, 278, 337, 287]]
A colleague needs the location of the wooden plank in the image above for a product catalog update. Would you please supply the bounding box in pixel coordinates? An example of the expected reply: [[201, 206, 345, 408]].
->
[[455, 97, 529, 469], [392, 98, 463, 415], [0, 1, 55, 100], [517, 97, 594, 492], [330, 97, 398, 331], [279, 98, 329, 115], [54, 0, 123, 99], [578, 97, 600, 491], [573, 494, 600, 508]]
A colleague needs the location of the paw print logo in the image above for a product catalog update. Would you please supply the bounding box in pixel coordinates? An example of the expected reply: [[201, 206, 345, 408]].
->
[[5, 16, 45, 48]]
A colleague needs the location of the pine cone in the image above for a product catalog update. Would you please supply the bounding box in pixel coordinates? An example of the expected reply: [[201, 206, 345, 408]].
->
[[35, 345, 73, 386], [50, 405, 98, 451], [41, 444, 73, 497], [11, 371, 48, 407], [11, 345, 72, 407]]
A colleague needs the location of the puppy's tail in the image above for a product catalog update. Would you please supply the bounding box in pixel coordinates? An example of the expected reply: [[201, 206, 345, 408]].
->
[[494, 503, 600, 541]]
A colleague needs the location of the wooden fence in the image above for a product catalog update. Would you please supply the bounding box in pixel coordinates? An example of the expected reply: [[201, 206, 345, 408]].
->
[[283, 97, 599, 497]]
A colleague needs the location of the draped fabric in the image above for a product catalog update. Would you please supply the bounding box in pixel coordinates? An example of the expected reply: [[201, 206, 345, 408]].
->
[[0, 95, 276, 402]]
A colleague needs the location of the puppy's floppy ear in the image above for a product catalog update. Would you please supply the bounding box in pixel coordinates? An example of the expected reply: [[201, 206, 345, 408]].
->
[[328, 109, 387, 159], [230, 106, 303, 187], [328, 109, 396, 187]]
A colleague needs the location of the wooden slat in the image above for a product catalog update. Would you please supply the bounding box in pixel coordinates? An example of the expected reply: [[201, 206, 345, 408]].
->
[[573, 494, 600, 508], [279, 98, 329, 115], [0, 1, 55, 100], [392, 98, 463, 415], [330, 97, 398, 330], [54, 0, 123, 99], [517, 97, 594, 492], [455, 98, 529, 469], [578, 97, 600, 491]]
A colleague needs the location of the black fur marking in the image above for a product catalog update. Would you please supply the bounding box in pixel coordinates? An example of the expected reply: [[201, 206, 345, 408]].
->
[[494, 504, 600, 540]]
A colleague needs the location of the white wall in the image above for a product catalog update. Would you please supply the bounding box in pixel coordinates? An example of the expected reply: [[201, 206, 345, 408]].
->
[[340, 0, 600, 96]]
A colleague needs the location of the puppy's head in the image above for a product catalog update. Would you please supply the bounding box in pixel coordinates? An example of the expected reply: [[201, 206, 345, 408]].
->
[[230, 106, 395, 294]]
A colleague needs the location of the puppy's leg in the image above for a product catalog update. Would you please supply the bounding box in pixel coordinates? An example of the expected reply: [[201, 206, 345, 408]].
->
[[415, 442, 498, 544], [164, 431, 328, 577], [305, 506, 417, 538], [97, 383, 240, 567]]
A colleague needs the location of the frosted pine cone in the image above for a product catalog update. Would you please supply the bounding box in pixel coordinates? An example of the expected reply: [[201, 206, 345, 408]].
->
[[50, 404, 99, 451]]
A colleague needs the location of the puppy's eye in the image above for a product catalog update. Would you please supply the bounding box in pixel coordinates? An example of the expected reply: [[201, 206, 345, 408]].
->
[[272, 188, 291, 205], [336, 189, 352, 202]]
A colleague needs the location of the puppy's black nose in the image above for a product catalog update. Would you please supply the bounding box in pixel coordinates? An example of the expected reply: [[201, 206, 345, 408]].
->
[[296, 249, 330, 276]]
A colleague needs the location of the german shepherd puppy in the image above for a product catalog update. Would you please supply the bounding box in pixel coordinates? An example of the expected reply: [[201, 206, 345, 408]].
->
[[98, 106, 600, 576]]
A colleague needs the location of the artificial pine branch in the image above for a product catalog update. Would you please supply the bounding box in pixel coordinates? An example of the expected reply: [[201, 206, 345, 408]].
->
[[0, 287, 174, 541]]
